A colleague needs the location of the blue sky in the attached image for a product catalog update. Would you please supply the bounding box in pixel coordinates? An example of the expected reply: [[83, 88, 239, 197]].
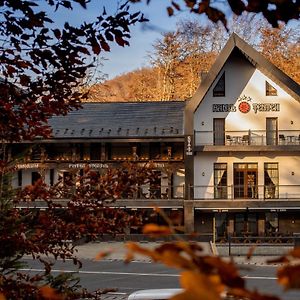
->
[[98, 0, 230, 79], [49, 0, 224, 80], [46, 1, 298, 81]]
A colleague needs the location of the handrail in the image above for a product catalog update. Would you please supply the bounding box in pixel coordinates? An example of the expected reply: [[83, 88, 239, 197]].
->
[[194, 129, 300, 146], [191, 184, 300, 200]]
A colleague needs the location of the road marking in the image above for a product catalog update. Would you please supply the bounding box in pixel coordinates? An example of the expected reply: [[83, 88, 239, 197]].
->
[[19, 268, 180, 277], [19, 268, 277, 280], [243, 275, 277, 280]]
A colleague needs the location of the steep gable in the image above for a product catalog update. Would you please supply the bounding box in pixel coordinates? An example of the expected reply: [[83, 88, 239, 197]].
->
[[186, 33, 300, 127]]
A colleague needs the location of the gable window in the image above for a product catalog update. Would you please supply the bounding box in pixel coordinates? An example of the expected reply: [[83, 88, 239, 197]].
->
[[213, 72, 225, 97], [266, 81, 277, 96]]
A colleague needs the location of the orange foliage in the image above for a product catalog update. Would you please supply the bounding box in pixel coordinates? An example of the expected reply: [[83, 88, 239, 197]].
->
[[39, 286, 63, 300]]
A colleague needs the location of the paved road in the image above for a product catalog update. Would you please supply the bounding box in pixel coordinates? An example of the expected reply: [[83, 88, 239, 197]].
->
[[21, 258, 300, 300]]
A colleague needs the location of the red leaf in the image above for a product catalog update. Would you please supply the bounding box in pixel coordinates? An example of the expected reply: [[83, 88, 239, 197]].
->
[[100, 40, 110, 51]]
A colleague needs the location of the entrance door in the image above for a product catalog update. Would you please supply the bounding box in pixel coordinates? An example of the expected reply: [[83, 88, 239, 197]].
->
[[266, 118, 278, 145], [213, 118, 225, 145], [234, 163, 258, 199]]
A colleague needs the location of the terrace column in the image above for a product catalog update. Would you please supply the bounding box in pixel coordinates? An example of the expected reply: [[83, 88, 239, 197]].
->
[[227, 214, 234, 235], [258, 213, 265, 236], [101, 143, 106, 161], [184, 201, 194, 233]]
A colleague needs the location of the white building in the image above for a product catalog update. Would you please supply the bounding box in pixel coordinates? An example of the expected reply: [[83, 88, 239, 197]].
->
[[184, 34, 300, 239], [9, 34, 300, 239]]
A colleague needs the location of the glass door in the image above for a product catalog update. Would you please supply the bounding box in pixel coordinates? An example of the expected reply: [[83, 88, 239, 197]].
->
[[266, 118, 278, 145], [234, 163, 258, 199]]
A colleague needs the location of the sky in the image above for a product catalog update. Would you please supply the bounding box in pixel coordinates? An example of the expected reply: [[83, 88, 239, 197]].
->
[[49, 0, 228, 80], [46, 0, 298, 81]]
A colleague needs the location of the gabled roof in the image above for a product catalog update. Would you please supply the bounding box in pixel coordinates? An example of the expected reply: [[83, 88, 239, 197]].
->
[[48, 101, 185, 139], [186, 33, 300, 114]]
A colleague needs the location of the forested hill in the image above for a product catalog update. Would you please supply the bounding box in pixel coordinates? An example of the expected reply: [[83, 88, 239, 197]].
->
[[86, 18, 300, 102]]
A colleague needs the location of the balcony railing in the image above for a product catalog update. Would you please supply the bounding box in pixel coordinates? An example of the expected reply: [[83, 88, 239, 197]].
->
[[51, 185, 185, 200], [194, 130, 300, 146], [192, 185, 300, 200]]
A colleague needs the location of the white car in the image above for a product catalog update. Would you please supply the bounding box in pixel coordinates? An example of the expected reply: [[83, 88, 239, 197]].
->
[[127, 289, 182, 300]]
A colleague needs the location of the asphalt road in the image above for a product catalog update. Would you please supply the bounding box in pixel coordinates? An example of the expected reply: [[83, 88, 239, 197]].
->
[[21, 258, 300, 300]]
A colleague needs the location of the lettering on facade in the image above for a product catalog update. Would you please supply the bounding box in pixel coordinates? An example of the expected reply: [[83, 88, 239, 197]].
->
[[212, 104, 236, 112], [252, 103, 280, 113], [16, 163, 40, 169], [212, 95, 280, 114], [185, 135, 193, 156], [68, 163, 109, 169]]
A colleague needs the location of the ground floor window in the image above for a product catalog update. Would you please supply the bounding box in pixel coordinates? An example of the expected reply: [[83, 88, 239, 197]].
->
[[215, 213, 227, 240], [265, 212, 279, 235], [234, 212, 258, 236]]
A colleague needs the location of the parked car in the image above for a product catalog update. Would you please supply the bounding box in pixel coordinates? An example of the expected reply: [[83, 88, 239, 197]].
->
[[127, 289, 182, 300], [127, 288, 232, 300]]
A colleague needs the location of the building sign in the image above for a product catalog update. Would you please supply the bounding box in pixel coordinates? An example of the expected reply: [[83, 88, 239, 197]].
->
[[185, 135, 193, 156], [212, 104, 236, 112], [16, 163, 40, 169], [68, 163, 109, 169], [212, 95, 280, 114]]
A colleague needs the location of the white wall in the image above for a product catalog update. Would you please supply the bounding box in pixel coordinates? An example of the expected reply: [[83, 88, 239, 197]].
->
[[194, 53, 300, 145]]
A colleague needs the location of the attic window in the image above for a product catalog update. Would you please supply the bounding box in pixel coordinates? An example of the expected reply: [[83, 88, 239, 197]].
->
[[213, 72, 225, 97], [266, 81, 277, 96]]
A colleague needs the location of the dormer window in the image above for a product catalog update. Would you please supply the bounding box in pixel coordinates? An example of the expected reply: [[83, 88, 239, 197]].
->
[[266, 81, 277, 96], [213, 72, 225, 97]]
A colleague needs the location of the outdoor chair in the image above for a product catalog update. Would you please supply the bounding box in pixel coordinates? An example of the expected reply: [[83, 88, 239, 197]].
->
[[279, 134, 286, 145], [226, 135, 233, 145], [242, 135, 249, 145]]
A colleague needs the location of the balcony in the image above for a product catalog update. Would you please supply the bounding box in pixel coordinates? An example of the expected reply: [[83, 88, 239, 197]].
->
[[16, 185, 185, 209], [192, 185, 300, 201], [194, 130, 300, 151]]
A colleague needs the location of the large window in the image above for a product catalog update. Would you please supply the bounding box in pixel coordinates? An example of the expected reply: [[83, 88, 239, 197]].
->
[[233, 163, 258, 199], [214, 163, 227, 199], [264, 163, 279, 199], [213, 72, 225, 97]]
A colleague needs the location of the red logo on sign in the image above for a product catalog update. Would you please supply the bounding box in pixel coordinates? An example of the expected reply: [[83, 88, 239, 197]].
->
[[238, 101, 251, 113]]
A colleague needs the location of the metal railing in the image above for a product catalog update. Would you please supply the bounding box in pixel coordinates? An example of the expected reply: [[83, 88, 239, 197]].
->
[[194, 130, 300, 146], [50, 185, 185, 200], [192, 185, 300, 200]]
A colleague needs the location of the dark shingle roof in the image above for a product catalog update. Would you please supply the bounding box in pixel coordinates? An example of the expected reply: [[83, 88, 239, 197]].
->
[[49, 101, 185, 138]]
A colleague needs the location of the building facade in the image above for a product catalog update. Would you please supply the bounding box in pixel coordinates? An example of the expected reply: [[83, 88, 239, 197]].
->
[[10, 102, 186, 232], [9, 34, 300, 239], [185, 34, 300, 240]]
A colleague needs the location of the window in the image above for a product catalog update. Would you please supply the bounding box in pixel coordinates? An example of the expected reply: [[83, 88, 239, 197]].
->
[[90, 143, 101, 160], [265, 212, 278, 235], [31, 171, 41, 185], [214, 163, 227, 199], [266, 81, 277, 96], [264, 163, 279, 199], [18, 170, 22, 187], [50, 169, 54, 186], [213, 72, 225, 97]]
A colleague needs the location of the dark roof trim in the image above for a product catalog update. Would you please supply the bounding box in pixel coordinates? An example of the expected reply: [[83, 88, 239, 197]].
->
[[22, 137, 185, 144], [186, 33, 300, 114]]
